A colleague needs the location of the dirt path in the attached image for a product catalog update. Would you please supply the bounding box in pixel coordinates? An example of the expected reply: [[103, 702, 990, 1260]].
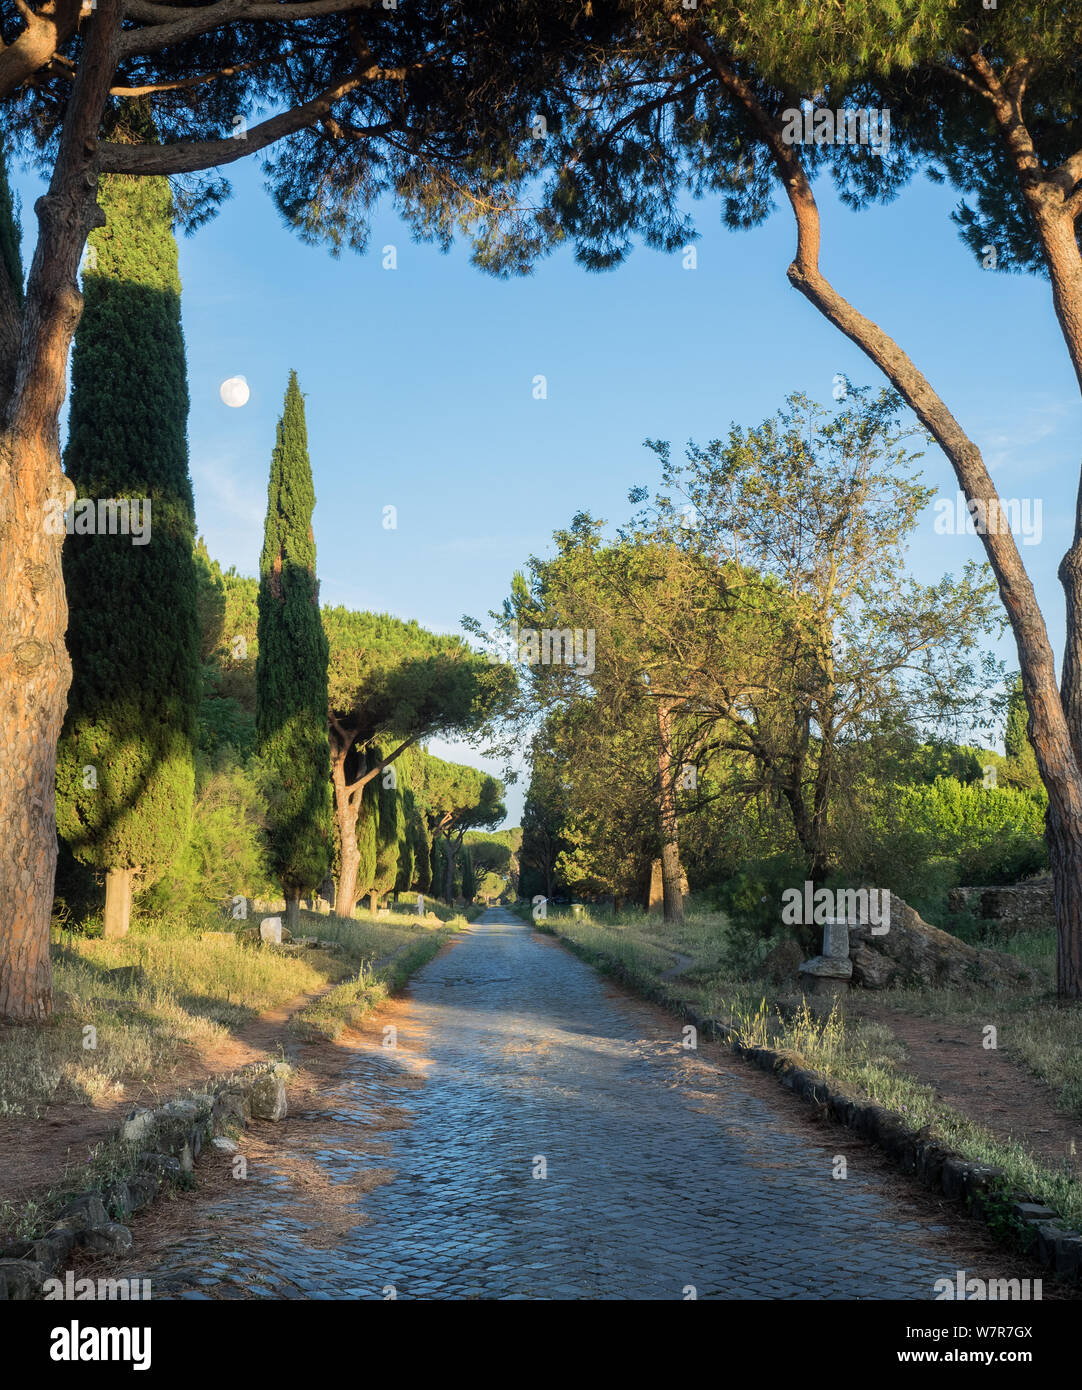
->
[[855, 1002, 1082, 1178], [0, 983, 327, 1213]]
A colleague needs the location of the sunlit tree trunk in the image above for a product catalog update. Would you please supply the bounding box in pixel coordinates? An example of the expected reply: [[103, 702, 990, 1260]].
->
[[0, 2, 118, 1021], [655, 699, 685, 925]]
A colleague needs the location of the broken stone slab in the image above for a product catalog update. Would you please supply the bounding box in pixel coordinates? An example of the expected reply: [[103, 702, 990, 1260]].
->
[[157, 1099, 199, 1123], [248, 1071, 288, 1121], [259, 916, 283, 945], [103, 1180, 134, 1221], [212, 1088, 251, 1130], [211, 1136, 239, 1154], [125, 1174, 159, 1212], [1055, 1233, 1082, 1279], [849, 893, 1038, 990], [1013, 1201, 1058, 1222], [822, 919, 849, 960], [798, 954, 853, 979], [31, 1227, 74, 1274]]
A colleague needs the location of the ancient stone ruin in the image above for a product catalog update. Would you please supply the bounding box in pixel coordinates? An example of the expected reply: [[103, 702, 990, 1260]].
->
[[798, 892, 1039, 993]]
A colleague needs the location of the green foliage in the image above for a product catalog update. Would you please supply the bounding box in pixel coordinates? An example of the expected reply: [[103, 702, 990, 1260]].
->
[[56, 165, 199, 886], [255, 371, 333, 900], [1003, 674, 1042, 791], [140, 756, 274, 914]]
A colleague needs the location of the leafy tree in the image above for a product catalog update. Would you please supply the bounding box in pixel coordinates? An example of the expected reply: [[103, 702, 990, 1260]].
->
[[55, 149, 199, 940], [520, 720, 573, 901], [256, 371, 333, 929], [419, 754, 505, 903], [465, 829, 518, 899], [505, 517, 781, 921], [324, 609, 510, 917], [643, 387, 1003, 879]]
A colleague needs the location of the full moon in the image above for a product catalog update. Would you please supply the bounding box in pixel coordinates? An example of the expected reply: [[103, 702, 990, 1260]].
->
[[219, 375, 250, 408]]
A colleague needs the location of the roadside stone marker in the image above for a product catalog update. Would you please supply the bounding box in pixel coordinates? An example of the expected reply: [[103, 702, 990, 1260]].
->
[[259, 916, 283, 944]]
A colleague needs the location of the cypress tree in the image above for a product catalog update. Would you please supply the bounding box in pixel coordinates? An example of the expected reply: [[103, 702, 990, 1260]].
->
[[256, 371, 333, 927], [1004, 672, 1041, 790], [460, 848, 476, 902], [55, 125, 200, 939]]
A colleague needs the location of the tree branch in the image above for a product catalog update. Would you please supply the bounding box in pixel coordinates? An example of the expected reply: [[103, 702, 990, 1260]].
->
[[119, 0, 378, 57], [0, 0, 81, 103], [98, 72, 364, 173]]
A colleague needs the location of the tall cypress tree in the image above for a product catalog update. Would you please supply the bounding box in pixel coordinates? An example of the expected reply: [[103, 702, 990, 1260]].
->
[[256, 371, 332, 927], [55, 121, 200, 939]]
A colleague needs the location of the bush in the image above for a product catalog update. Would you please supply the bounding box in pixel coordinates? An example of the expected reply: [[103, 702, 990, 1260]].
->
[[139, 757, 274, 916], [717, 852, 814, 964]]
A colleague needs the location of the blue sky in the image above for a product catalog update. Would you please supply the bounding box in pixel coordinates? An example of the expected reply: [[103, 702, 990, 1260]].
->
[[12, 154, 1082, 825]]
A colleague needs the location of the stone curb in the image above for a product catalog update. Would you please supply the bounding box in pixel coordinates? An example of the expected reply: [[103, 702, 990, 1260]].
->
[[0, 1060, 291, 1301], [544, 921, 1082, 1284]]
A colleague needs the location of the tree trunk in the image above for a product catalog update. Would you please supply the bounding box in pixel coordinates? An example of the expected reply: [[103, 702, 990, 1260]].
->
[[368, 890, 378, 914], [285, 895, 300, 932], [1048, 801, 1082, 999], [655, 699, 685, 925], [443, 839, 456, 904], [0, 2, 118, 1021], [102, 867, 133, 939], [331, 744, 360, 919]]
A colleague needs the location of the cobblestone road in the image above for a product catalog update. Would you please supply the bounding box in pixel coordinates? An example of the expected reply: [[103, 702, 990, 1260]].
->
[[142, 909, 978, 1300]]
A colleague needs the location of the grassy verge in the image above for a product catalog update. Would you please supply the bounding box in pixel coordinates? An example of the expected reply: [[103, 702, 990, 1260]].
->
[[288, 913, 462, 1041], [0, 901, 474, 1121], [530, 901, 1082, 1236]]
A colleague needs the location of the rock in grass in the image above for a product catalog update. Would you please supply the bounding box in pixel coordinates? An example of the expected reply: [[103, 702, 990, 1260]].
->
[[120, 1107, 156, 1145], [248, 1071, 288, 1121], [56, 1193, 108, 1231]]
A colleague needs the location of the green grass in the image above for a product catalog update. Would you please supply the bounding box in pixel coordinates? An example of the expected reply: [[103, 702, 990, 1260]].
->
[[0, 901, 469, 1121], [289, 919, 458, 1042]]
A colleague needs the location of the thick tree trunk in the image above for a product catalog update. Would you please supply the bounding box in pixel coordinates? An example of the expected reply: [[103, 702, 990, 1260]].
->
[[1048, 802, 1082, 998], [655, 699, 685, 925], [102, 867, 134, 939], [330, 742, 360, 919], [0, 2, 118, 1022], [285, 895, 300, 932], [368, 890, 378, 914]]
